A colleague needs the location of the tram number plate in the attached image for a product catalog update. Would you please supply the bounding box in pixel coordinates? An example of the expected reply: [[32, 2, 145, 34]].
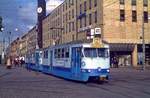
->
[[100, 75, 106, 77], [100, 75, 106, 81]]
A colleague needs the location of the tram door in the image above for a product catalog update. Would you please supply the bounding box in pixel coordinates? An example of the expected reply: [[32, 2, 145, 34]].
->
[[50, 50, 53, 66], [71, 47, 81, 76], [35, 52, 39, 66]]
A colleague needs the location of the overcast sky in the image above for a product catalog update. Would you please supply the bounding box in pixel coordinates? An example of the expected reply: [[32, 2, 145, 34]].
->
[[0, 0, 64, 42]]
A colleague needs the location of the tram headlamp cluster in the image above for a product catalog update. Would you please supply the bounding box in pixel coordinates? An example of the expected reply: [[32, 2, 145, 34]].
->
[[81, 69, 91, 73], [107, 69, 110, 73], [81, 69, 86, 72], [81, 61, 86, 67], [88, 69, 91, 73], [97, 67, 101, 71]]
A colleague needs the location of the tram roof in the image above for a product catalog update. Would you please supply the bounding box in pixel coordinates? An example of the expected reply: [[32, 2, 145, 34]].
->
[[37, 39, 108, 51], [53, 39, 108, 46]]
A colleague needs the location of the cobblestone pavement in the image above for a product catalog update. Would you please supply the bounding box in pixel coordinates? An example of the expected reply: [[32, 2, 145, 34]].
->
[[0, 65, 150, 98]]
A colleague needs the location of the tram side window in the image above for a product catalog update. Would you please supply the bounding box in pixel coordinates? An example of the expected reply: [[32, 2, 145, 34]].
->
[[39, 52, 42, 58], [44, 50, 48, 59], [54, 49, 58, 58], [62, 48, 65, 58], [54, 48, 69, 58], [58, 49, 61, 58], [65, 48, 69, 58]]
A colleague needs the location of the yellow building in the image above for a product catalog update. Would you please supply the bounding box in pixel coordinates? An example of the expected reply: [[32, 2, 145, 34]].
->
[[42, 0, 150, 67], [27, 26, 37, 54], [20, 33, 28, 58], [9, 38, 20, 62], [62, 0, 77, 43], [42, 4, 63, 48], [42, 0, 77, 48]]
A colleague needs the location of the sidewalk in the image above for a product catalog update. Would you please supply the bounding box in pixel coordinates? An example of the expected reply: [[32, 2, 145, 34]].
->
[[111, 65, 150, 70]]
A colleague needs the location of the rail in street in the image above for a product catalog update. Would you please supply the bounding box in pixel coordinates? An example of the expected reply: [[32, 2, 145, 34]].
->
[[0, 65, 150, 98]]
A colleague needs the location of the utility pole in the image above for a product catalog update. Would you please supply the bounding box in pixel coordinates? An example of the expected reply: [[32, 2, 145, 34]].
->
[[0, 16, 2, 32], [8, 32, 11, 46]]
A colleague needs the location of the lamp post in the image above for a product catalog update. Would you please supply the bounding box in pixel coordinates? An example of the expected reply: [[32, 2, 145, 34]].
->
[[1, 27, 5, 65]]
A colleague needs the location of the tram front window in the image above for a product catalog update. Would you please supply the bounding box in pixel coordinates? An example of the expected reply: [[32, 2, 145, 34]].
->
[[84, 48, 97, 57], [97, 48, 109, 58], [83, 48, 109, 58]]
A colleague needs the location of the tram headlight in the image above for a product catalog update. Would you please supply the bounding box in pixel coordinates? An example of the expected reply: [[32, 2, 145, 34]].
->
[[98, 67, 101, 71], [87, 69, 91, 73], [81, 69, 86, 72], [107, 69, 110, 73], [81, 69, 91, 73], [81, 61, 86, 67]]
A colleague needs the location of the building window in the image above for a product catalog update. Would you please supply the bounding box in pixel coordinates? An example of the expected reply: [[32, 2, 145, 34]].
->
[[89, 13, 92, 25], [66, 24, 68, 33], [66, 2, 67, 10], [132, 0, 136, 6], [143, 0, 148, 7], [63, 15, 65, 23], [132, 10, 137, 22], [144, 11, 148, 23], [80, 4, 82, 14], [89, 0, 92, 10], [69, 0, 71, 7], [94, 0, 97, 7], [120, 0, 125, 4], [84, 1, 87, 12], [72, 0, 74, 5], [80, 18, 82, 28], [63, 4, 65, 11], [84, 16, 87, 27], [63, 26, 65, 34], [95, 11, 97, 23], [69, 11, 71, 20], [72, 9, 74, 18], [66, 13, 68, 22], [120, 10, 125, 21], [72, 22, 75, 31], [69, 22, 71, 32]]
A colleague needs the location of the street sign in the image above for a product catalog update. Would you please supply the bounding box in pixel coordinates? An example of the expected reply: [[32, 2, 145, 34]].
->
[[95, 28, 101, 34], [91, 29, 95, 36]]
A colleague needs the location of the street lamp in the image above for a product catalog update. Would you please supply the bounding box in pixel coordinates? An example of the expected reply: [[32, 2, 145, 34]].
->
[[1, 27, 5, 65], [1, 27, 4, 31], [15, 28, 18, 32]]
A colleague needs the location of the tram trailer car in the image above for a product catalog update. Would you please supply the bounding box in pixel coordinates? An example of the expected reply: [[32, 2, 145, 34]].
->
[[26, 42, 110, 82]]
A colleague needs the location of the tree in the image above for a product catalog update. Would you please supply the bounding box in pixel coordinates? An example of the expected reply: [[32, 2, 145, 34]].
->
[[0, 16, 3, 32]]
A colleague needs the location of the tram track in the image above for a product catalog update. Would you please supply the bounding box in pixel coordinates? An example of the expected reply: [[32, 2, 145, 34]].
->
[[86, 80, 150, 97], [0, 72, 12, 78]]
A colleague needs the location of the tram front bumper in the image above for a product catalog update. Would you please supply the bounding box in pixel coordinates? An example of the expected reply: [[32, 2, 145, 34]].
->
[[81, 69, 110, 76]]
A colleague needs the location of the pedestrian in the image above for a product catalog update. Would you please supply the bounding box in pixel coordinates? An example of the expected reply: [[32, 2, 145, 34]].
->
[[114, 57, 119, 68], [20, 58, 24, 67], [6, 58, 11, 69]]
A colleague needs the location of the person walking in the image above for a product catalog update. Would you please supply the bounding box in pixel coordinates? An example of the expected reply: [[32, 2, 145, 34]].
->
[[6, 58, 11, 69]]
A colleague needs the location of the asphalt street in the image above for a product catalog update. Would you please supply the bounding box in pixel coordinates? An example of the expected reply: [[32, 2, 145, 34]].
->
[[0, 65, 150, 98]]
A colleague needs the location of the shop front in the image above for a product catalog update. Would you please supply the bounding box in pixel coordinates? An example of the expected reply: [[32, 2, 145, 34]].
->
[[109, 43, 135, 68]]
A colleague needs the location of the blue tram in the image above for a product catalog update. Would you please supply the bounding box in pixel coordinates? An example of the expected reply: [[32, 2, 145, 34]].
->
[[26, 41, 110, 82]]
